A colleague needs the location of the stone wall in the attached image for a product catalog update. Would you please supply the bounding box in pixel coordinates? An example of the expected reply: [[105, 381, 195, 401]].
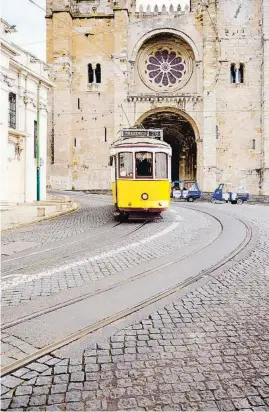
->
[[46, 0, 269, 195]]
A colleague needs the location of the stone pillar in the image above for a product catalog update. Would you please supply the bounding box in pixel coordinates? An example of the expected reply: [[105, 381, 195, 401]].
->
[[202, 0, 218, 191], [180, 155, 186, 180], [262, 0, 269, 194], [47, 10, 73, 190], [113, 2, 129, 139]]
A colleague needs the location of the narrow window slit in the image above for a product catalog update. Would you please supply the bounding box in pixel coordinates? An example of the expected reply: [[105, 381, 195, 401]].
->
[[238, 63, 244, 83], [230, 63, 236, 83], [95, 64, 101, 84], [88, 64, 94, 83]]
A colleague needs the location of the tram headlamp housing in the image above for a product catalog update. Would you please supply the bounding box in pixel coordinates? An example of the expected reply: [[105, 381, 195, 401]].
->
[[141, 193, 149, 200]]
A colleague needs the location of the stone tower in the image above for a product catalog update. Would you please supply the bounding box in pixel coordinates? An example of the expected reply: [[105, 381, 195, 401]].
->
[[46, 0, 269, 195]]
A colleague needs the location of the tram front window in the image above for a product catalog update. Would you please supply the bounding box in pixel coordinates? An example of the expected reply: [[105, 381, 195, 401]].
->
[[136, 152, 153, 178], [155, 152, 168, 179], [119, 152, 133, 178]]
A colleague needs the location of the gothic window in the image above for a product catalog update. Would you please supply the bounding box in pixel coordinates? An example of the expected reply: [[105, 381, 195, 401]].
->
[[88, 64, 94, 83], [95, 64, 101, 84], [147, 50, 186, 87], [238, 63, 244, 83], [230, 63, 244, 84], [8, 92, 16, 129], [138, 38, 194, 92], [88, 63, 102, 84], [230, 63, 236, 83]]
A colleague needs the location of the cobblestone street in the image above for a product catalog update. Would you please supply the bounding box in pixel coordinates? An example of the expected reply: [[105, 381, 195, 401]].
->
[[1, 193, 269, 411]]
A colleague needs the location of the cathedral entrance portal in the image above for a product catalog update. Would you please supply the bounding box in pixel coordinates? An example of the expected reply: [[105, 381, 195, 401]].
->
[[140, 111, 197, 182]]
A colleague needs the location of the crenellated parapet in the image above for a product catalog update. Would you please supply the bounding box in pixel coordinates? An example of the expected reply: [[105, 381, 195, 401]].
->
[[47, 0, 191, 18], [133, 2, 190, 17], [47, 0, 135, 17]]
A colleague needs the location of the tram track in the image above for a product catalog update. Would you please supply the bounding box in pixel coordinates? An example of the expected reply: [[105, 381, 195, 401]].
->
[[1, 219, 149, 278], [1, 209, 252, 377]]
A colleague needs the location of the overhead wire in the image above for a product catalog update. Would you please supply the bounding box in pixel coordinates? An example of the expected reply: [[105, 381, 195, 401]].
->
[[28, 0, 128, 79], [28, 0, 262, 119], [204, 4, 223, 96]]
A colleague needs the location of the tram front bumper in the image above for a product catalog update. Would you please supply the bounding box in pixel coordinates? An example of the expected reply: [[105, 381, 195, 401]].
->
[[119, 201, 169, 213]]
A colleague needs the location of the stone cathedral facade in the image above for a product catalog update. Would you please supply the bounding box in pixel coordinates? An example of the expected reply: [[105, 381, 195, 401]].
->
[[46, 0, 269, 195]]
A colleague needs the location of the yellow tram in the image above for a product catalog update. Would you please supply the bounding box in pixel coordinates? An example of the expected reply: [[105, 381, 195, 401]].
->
[[109, 128, 172, 220]]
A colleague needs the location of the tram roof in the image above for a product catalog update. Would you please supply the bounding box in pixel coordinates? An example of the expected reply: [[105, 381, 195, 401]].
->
[[110, 137, 171, 150]]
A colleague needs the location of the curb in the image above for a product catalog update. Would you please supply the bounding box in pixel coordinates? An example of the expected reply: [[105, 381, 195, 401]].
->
[[1, 202, 80, 233]]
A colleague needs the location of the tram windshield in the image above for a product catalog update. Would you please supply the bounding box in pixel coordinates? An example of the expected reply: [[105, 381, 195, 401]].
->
[[119, 152, 133, 178], [135, 152, 153, 178], [155, 152, 168, 179]]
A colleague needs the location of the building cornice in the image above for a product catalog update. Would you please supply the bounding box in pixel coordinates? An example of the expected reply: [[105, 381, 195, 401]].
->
[[0, 39, 20, 58], [9, 60, 54, 89], [46, 10, 114, 19], [127, 93, 203, 104]]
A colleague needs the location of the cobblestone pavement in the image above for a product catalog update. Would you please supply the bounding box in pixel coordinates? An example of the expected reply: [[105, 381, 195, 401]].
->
[[2, 206, 215, 307], [1, 194, 114, 247], [1, 333, 39, 367], [1, 203, 269, 411]]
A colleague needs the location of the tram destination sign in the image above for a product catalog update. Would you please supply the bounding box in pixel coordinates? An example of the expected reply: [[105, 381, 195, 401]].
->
[[121, 128, 163, 140]]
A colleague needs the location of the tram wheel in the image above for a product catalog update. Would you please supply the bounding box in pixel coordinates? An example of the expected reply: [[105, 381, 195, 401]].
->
[[114, 211, 126, 222]]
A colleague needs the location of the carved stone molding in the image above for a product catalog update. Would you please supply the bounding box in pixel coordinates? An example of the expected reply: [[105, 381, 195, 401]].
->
[[127, 93, 203, 105]]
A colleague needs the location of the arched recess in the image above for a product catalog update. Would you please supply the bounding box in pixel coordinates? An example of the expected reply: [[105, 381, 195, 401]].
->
[[130, 28, 201, 64], [135, 107, 200, 182]]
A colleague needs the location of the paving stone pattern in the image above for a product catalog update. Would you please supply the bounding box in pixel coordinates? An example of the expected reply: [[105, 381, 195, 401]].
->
[[2, 208, 213, 307], [1, 332, 39, 368], [1, 195, 114, 247], [1, 205, 269, 411]]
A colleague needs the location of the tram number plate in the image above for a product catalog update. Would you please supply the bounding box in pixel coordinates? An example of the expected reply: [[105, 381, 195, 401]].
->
[[121, 129, 163, 140]]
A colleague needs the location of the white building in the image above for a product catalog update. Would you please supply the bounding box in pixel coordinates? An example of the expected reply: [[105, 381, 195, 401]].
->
[[0, 19, 53, 203]]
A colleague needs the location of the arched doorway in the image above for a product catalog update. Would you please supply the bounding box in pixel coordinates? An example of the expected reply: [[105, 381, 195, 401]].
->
[[138, 110, 197, 182]]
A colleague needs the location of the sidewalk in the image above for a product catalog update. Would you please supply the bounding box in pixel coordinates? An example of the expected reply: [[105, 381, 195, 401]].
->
[[1, 194, 79, 231]]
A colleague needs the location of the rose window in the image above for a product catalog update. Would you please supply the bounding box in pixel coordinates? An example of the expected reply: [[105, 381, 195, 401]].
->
[[146, 50, 186, 86], [138, 40, 194, 91]]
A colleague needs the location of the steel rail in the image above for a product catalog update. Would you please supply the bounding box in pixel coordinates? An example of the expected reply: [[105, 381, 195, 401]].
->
[[1, 211, 252, 377], [1, 220, 148, 277]]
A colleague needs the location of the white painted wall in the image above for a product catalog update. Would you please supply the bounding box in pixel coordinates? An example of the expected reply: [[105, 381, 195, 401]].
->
[[0, 19, 53, 204]]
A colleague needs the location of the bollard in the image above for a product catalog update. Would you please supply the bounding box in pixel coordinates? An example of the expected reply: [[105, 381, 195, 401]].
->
[[37, 207, 45, 217]]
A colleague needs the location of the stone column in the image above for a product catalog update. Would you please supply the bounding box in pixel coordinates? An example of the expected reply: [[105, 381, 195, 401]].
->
[[47, 10, 73, 190], [180, 155, 186, 180], [202, 0, 218, 191], [262, 0, 269, 194], [113, 2, 129, 139]]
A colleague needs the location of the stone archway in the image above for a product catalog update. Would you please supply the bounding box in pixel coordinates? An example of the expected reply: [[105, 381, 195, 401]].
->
[[136, 108, 199, 182]]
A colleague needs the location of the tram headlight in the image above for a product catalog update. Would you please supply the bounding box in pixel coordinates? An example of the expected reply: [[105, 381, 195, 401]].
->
[[141, 193, 149, 200]]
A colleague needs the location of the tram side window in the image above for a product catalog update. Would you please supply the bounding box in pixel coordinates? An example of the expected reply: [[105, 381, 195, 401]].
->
[[119, 152, 133, 178], [136, 152, 153, 178], [155, 152, 168, 179]]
